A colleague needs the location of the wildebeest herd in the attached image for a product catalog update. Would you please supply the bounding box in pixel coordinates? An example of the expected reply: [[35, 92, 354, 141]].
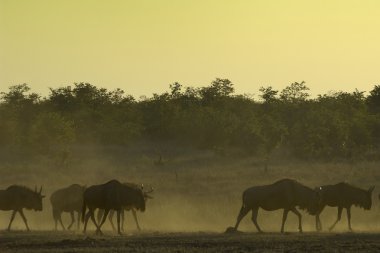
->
[[0, 178, 377, 235], [228, 179, 375, 233]]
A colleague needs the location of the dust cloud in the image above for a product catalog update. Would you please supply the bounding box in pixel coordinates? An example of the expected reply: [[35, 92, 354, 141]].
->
[[1, 146, 380, 233]]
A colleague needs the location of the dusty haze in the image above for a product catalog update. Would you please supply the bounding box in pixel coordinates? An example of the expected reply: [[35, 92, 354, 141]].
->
[[1, 145, 379, 233]]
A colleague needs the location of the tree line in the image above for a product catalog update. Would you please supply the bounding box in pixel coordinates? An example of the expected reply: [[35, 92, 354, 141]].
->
[[1, 79, 380, 162]]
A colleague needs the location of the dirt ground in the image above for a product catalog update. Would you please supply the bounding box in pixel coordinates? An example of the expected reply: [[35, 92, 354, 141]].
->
[[1, 231, 380, 253]]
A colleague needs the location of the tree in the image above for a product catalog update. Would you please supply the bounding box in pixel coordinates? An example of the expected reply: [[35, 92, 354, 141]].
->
[[200, 78, 234, 102], [280, 81, 310, 102], [259, 86, 278, 103], [29, 112, 75, 155], [367, 85, 380, 114], [0, 84, 39, 105], [169, 82, 182, 98]]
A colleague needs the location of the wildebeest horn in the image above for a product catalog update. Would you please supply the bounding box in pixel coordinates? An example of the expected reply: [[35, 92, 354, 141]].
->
[[144, 186, 154, 194], [144, 194, 153, 199], [141, 184, 144, 190]]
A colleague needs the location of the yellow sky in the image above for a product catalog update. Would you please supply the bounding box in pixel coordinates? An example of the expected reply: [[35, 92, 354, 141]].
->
[[1, 0, 380, 97]]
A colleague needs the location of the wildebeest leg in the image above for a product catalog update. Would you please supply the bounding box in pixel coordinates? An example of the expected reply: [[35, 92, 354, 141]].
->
[[233, 205, 250, 230], [58, 213, 65, 230], [290, 208, 302, 233], [18, 209, 30, 231], [329, 206, 343, 231], [121, 210, 125, 232], [7, 210, 17, 231], [54, 218, 58, 231], [316, 215, 322, 231], [53, 215, 58, 231], [91, 212, 101, 235], [346, 207, 352, 231], [132, 209, 140, 231], [52, 209, 58, 231], [117, 210, 122, 235], [83, 210, 92, 234], [96, 209, 104, 225], [67, 211, 75, 230], [316, 206, 325, 231], [280, 209, 289, 233], [251, 208, 263, 233], [108, 210, 116, 232], [96, 209, 109, 235], [77, 211, 81, 230]]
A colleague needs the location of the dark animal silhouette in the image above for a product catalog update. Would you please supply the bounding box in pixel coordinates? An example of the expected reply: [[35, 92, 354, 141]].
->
[[0, 185, 45, 231], [232, 179, 319, 233], [82, 180, 146, 235], [315, 183, 374, 231], [50, 184, 86, 231], [96, 183, 153, 232]]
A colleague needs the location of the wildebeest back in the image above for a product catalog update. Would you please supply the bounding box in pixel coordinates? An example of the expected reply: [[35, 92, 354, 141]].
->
[[0, 185, 44, 211], [50, 184, 85, 212], [242, 179, 319, 214], [317, 182, 374, 209], [83, 180, 145, 211]]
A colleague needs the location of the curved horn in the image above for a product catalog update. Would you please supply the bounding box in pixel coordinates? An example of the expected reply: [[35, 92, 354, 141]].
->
[[144, 186, 154, 194], [144, 194, 153, 199]]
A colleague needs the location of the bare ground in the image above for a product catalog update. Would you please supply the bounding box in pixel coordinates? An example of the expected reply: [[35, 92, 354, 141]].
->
[[1, 231, 380, 253]]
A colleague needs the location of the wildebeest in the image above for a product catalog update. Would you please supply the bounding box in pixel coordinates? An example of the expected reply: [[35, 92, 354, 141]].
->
[[315, 182, 374, 231], [50, 184, 86, 231], [231, 179, 319, 233], [96, 183, 153, 232], [82, 179, 146, 235], [0, 185, 45, 231]]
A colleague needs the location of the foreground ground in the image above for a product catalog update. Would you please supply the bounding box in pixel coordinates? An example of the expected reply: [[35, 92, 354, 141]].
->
[[1, 231, 380, 253]]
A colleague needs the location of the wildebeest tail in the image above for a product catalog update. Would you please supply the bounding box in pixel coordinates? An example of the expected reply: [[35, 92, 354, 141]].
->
[[242, 190, 249, 209]]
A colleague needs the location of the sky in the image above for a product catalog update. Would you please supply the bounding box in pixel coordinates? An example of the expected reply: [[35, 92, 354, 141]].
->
[[1, 0, 380, 98]]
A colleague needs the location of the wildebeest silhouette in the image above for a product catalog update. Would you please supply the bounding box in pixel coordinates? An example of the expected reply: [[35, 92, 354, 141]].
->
[[0, 185, 45, 231], [96, 183, 153, 232], [315, 182, 375, 231], [82, 179, 146, 235], [232, 179, 319, 233], [50, 184, 86, 231]]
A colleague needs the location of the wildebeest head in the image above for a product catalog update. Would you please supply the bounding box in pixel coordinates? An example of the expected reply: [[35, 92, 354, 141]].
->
[[28, 186, 45, 211], [135, 185, 154, 212], [364, 186, 375, 210], [135, 188, 146, 212], [143, 186, 154, 201]]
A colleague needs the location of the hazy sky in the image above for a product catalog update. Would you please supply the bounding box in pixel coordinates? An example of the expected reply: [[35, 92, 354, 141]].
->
[[1, 0, 380, 97]]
